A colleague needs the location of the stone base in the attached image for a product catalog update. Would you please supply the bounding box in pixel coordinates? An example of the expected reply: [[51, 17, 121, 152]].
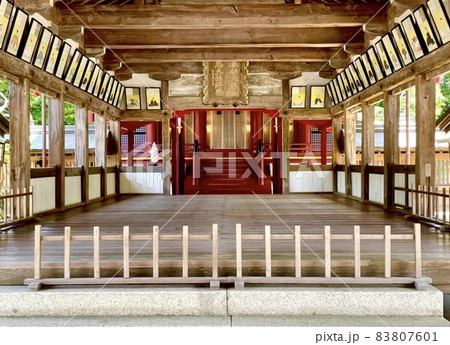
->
[[0, 284, 443, 318]]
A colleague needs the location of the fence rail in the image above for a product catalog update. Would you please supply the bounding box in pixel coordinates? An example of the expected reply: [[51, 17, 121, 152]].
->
[[0, 186, 33, 228], [25, 222, 428, 291], [410, 184, 450, 226], [436, 160, 450, 186]]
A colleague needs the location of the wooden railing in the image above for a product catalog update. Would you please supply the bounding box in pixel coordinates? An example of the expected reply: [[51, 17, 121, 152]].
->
[[25, 223, 429, 291], [0, 186, 33, 228], [410, 185, 450, 226], [0, 163, 9, 188], [436, 160, 450, 186]]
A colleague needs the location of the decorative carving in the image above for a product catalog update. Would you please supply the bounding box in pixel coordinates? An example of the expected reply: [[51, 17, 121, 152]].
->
[[203, 61, 249, 106]]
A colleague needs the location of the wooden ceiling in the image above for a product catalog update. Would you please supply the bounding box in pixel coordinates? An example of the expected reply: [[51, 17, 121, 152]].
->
[[23, 0, 400, 81]]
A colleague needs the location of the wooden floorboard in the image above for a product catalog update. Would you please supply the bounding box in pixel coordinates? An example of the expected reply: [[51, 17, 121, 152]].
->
[[0, 193, 449, 285]]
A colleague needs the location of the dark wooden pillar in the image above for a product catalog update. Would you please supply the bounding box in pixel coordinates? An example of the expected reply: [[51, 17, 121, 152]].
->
[[9, 78, 30, 191], [361, 102, 375, 202], [415, 74, 436, 188], [108, 118, 121, 194], [75, 106, 89, 203], [384, 91, 400, 209], [95, 113, 107, 198], [48, 94, 65, 210]]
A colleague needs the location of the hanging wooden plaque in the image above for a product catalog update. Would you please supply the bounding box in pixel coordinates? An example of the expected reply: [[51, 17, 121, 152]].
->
[[203, 61, 249, 106]]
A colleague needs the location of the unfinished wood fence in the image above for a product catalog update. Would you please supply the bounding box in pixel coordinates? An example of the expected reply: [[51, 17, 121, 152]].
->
[[0, 186, 33, 229], [25, 223, 429, 291], [411, 184, 450, 226]]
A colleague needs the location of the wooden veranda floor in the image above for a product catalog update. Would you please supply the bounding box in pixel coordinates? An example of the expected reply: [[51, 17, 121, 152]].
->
[[1, 194, 450, 288]]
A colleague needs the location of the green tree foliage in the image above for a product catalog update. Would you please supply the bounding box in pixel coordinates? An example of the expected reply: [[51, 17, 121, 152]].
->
[[0, 79, 10, 116], [30, 91, 75, 125], [436, 73, 450, 120], [1, 79, 75, 125]]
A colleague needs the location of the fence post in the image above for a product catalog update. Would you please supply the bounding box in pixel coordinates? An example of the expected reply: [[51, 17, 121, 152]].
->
[[64, 226, 71, 279], [414, 223, 422, 278], [3, 190, 7, 224], [212, 224, 219, 279], [295, 225, 301, 278], [15, 188, 20, 220], [153, 226, 159, 278], [182, 225, 189, 278], [354, 225, 361, 278], [236, 223, 242, 278], [324, 226, 331, 278], [22, 187, 27, 220], [265, 225, 271, 278], [34, 225, 42, 279], [123, 226, 130, 279], [28, 185, 33, 218], [445, 188, 448, 224], [93, 226, 100, 279], [385, 225, 391, 278]]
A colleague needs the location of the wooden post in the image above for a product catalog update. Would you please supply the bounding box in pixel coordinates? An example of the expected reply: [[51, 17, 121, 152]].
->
[[384, 91, 400, 210], [48, 94, 65, 210], [75, 106, 89, 203], [162, 81, 171, 195], [34, 225, 42, 280], [281, 79, 290, 194], [344, 109, 356, 197], [64, 226, 71, 279], [182, 225, 189, 278], [153, 225, 159, 278], [93, 226, 100, 279], [236, 223, 242, 278], [109, 119, 121, 167], [385, 225, 391, 278], [29, 185, 33, 217], [9, 78, 31, 192], [354, 225, 361, 278], [332, 115, 344, 193], [42, 95, 47, 168], [415, 74, 436, 190], [123, 226, 130, 278], [295, 225, 301, 278], [212, 223, 219, 278], [265, 225, 272, 278], [324, 226, 331, 278], [95, 114, 107, 198], [414, 223, 422, 278], [361, 102, 374, 202]]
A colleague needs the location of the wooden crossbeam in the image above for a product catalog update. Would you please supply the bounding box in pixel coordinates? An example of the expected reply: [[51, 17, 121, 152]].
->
[[105, 47, 346, 63], [84, 27, 364, 49], [58, 4, 386, 28]]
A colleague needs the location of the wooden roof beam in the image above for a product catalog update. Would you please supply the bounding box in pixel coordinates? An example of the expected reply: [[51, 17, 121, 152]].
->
[[102, 47, 348, 63], [84, 28, 364, 49], [58, 3, 386, 29]]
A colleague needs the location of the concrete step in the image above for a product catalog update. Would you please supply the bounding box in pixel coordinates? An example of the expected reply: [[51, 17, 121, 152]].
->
[[0, 315, 448, 327], [0, 284, 444, 319]]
